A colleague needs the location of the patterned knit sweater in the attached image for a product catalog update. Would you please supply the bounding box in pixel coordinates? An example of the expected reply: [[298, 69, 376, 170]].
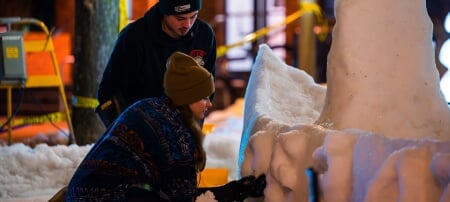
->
[[66, 95, 198, 201]]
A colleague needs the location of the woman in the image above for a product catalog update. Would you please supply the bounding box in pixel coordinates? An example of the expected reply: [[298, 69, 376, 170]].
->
[[66, 51, 213, 201]]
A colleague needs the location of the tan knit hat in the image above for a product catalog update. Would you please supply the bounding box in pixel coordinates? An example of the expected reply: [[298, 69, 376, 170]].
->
[[164, 52, 214, 106]]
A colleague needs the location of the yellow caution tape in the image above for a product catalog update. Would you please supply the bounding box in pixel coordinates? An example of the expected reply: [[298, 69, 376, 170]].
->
[[216, 2, 326, 57], [119, 0, 129, 32], [10, 112, 65, 126], [71, 95, 99, 109], [299, 2, 323, 22]]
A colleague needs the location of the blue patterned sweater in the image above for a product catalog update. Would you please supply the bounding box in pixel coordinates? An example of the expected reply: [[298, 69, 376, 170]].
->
[[66, 95, 198, 201]]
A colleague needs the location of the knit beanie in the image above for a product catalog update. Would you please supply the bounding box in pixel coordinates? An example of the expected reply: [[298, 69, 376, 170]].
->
[[164, 52, 214, 106], [159, 0, 202, 15]]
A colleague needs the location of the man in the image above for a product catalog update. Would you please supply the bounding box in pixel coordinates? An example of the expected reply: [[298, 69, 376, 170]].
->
[[96, 0, 216, 127]]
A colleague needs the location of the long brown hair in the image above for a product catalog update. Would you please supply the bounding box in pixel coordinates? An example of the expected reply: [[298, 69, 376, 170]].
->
[[178, 105, 206, 172]]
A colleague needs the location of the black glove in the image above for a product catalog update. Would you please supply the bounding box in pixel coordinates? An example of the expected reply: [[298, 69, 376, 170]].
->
[[237, 173, 266, 198], [197, 174, 266, 202]]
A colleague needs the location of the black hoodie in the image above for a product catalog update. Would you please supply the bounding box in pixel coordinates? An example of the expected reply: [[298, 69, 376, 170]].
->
[[97, 3, 216, 107]]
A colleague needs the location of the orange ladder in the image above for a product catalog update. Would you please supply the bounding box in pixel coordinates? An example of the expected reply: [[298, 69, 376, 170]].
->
[[0, 17, 74, 145]]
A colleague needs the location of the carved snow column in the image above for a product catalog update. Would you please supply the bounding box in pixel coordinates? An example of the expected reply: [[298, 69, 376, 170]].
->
[[316, 0, 450, 140]]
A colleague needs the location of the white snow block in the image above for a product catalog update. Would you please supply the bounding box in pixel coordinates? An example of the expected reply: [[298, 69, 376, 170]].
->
[[238, 44, 326, 174]]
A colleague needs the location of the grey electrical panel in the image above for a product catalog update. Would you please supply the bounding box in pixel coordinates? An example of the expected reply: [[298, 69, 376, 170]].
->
[[0, 31, 27, 84]]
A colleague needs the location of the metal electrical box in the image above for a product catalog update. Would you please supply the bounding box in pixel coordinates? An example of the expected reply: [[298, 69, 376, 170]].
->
[[0, 31, 27, 84]]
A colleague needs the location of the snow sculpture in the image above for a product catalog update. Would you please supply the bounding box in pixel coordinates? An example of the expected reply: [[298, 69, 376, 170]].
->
[[239, 0, 450, 201]]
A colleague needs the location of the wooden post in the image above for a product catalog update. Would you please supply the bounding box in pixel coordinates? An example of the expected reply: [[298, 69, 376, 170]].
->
[[298, 0, 317, 80]]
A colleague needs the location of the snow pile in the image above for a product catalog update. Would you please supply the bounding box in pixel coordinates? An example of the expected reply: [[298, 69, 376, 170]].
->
[[0, 143, 91, 199]]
